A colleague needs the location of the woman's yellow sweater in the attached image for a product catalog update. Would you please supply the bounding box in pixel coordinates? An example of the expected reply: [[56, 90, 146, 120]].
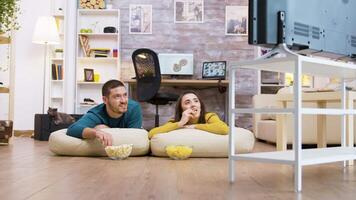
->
[[148, 112, 228, 139]]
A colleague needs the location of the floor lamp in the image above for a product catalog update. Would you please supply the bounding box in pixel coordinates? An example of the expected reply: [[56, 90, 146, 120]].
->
[[32, 16, 60, 114]]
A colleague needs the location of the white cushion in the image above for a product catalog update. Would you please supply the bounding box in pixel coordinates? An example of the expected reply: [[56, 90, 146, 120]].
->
[[49, 128, 149, 156], [150, 127, 255, 157]]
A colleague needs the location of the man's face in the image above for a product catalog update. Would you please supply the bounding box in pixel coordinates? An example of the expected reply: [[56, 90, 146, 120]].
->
[[103, 86, 128, 115]]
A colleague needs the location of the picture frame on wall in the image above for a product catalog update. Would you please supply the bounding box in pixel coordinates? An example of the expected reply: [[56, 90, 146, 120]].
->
[[225, 6, 248, 36], [129, 4, 152, 34], [84, 68, 94, 82], [174, 0, 204, 23], [202, 61, 226, 80]]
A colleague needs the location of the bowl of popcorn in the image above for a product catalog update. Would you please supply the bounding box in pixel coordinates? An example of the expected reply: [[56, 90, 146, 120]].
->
[[165, 145, 193, 160], [105, 144, 133, 160]]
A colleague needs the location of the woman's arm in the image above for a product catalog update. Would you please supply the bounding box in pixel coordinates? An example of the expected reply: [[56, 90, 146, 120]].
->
[[148, 121, 181, 139], [194, 113, 229, 135]]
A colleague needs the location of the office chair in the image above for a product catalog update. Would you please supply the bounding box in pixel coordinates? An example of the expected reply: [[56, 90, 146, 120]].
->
[[132, 48, 179, 127]]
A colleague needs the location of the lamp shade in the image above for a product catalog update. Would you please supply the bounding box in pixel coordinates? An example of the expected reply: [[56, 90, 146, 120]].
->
[[32, 16, 60, 45]]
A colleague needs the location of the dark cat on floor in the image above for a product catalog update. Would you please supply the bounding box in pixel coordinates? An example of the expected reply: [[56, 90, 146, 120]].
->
[[47, 107, 76, 125]]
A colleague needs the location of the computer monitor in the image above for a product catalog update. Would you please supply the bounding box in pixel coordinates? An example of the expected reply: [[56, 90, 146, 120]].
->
[[158, 53, 194, 75]]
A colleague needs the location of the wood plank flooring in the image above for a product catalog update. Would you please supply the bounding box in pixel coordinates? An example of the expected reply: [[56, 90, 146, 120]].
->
[[0, 138, 355, 200]]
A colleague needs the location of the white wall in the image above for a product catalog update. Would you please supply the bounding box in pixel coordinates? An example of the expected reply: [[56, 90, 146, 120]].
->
[[13, 0, 51, 130]]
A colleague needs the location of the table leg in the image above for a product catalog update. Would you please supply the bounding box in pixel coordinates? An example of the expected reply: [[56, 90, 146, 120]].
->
[[276, 101, 287, 151], [317, 101, 327, 148], [346, 97, 354, 165]]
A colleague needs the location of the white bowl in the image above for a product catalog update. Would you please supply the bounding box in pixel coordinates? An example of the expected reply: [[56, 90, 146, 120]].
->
[[105, 144, 133, 160]]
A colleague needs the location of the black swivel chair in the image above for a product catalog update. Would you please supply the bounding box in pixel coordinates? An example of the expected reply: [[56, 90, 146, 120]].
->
[[132, 48, 179, 127]]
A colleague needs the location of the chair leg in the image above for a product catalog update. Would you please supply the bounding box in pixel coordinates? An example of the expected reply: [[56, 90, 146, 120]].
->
[[155, 104, 159, 127]]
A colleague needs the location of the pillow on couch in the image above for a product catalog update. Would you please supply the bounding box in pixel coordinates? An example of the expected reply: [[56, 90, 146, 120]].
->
[[49, 128, 149, 156], [150, 127, 255, 157]]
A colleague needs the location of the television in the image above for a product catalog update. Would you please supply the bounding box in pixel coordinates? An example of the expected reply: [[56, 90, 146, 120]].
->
[[248, 0, 356, 58], [158, 53, 194, 75]]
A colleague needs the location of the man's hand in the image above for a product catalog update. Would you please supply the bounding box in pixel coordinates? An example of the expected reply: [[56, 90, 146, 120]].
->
[[94, 130, 112, 146]]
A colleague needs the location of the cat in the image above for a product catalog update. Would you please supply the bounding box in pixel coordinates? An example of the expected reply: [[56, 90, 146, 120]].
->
[[47, 107, 76, 125]]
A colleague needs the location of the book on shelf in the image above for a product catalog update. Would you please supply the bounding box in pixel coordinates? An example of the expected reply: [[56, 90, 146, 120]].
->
[[90, 48, 110, 57], [51, 63, 64, 80]]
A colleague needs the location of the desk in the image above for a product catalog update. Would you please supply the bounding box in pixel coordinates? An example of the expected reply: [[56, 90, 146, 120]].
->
[[124, 79, 229, 120], [276, 91, 356, 152], [124, 79, 228, 87]]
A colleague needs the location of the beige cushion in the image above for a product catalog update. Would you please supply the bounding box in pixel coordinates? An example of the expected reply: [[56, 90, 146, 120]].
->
[[150, 127, 255, 157], [49, 128, 149, 156]]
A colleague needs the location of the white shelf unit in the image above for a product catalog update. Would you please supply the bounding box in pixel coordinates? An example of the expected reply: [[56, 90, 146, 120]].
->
[[49, 0, 65, 111], [76, 9, 120, 114], [228, 46, 356, 192]]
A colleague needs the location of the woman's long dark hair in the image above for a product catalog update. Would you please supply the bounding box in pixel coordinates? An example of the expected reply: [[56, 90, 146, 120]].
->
[[174, 91, 206, 123]]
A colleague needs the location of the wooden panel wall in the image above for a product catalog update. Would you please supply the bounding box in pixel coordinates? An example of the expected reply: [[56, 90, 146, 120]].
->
[[114, 0, 257, 130]]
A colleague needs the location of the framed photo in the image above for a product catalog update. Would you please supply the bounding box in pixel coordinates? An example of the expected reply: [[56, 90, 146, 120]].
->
[[202, 61, 226, 80], [158, 53, 194, 75], [225, 6, 248, 35], [174, 0, 204, 23], [129, 4, 152, 34], [84, 68, 94, 82]]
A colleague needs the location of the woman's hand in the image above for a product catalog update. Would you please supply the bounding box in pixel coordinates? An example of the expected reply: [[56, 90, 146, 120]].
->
[[178, 109, 194, 127]]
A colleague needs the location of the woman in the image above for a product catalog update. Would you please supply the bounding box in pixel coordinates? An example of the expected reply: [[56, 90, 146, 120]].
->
[[148, 91, 228, 139]]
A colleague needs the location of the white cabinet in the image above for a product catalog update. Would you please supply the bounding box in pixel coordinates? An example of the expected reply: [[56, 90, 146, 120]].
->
[[229, 45, 356, 192], [76, 9, 120, 114]]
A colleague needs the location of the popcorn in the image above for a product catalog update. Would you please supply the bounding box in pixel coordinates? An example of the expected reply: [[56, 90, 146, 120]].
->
[[105, 144, 133, 160], [166, 145, 193, 160]]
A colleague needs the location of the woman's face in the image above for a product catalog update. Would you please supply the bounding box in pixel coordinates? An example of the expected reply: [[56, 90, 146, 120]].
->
[[181, 93, 201, 119]]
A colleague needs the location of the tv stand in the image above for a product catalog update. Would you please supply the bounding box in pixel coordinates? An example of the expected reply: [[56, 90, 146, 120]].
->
[[229, 45, 356, 192]]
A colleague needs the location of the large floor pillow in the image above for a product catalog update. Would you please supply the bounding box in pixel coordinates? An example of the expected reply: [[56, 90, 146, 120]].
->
[[150, 127, 255, 157], [49, 128, 149, 156]]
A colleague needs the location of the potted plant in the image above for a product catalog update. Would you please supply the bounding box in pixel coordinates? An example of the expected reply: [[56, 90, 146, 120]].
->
[[54, 48, 64, 58], [0, 0, 20, 34]]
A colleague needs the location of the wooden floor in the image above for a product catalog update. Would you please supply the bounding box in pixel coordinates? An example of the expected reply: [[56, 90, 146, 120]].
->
[[0, 138, 355, 200]]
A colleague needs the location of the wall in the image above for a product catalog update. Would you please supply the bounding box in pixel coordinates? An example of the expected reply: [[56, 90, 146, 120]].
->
[[114, 0, 257, 130], [12, 0, 52, 130]]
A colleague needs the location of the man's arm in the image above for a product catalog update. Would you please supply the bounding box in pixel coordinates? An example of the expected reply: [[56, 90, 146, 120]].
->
[[66, 113, 102, 138]]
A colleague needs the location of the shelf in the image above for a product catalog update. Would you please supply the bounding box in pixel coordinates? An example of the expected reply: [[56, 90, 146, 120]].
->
[[51, 58, 64, 61], [77, 81, 104, 85], [51, 97, 63, 99], [78, 33, 118, 36], [51, 80, 64, 83], [230, 56, 356, 79], [78, 9, 118, 15], [233, 147, 356, 166], [229, 50, 356, 191], [53, 14, 64, 18], [78, 57, 118, 62], [78, 104, 97, 107]]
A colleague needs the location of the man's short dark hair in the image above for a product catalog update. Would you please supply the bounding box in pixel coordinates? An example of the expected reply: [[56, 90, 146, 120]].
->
[[102, 79, 125, 97]]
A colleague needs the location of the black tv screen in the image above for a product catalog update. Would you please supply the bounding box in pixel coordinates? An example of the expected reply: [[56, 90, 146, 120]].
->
[[248, 0, 356, 57]]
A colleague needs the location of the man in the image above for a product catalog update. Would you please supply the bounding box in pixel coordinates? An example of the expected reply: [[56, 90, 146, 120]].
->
[[67, 80, 142, 146]]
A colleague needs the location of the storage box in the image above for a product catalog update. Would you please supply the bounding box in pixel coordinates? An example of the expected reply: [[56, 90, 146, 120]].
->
[[34, 114, 83, 141]]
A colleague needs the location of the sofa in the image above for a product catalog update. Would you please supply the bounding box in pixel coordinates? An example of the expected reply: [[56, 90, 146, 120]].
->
[[253, 88, 356, 145]]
